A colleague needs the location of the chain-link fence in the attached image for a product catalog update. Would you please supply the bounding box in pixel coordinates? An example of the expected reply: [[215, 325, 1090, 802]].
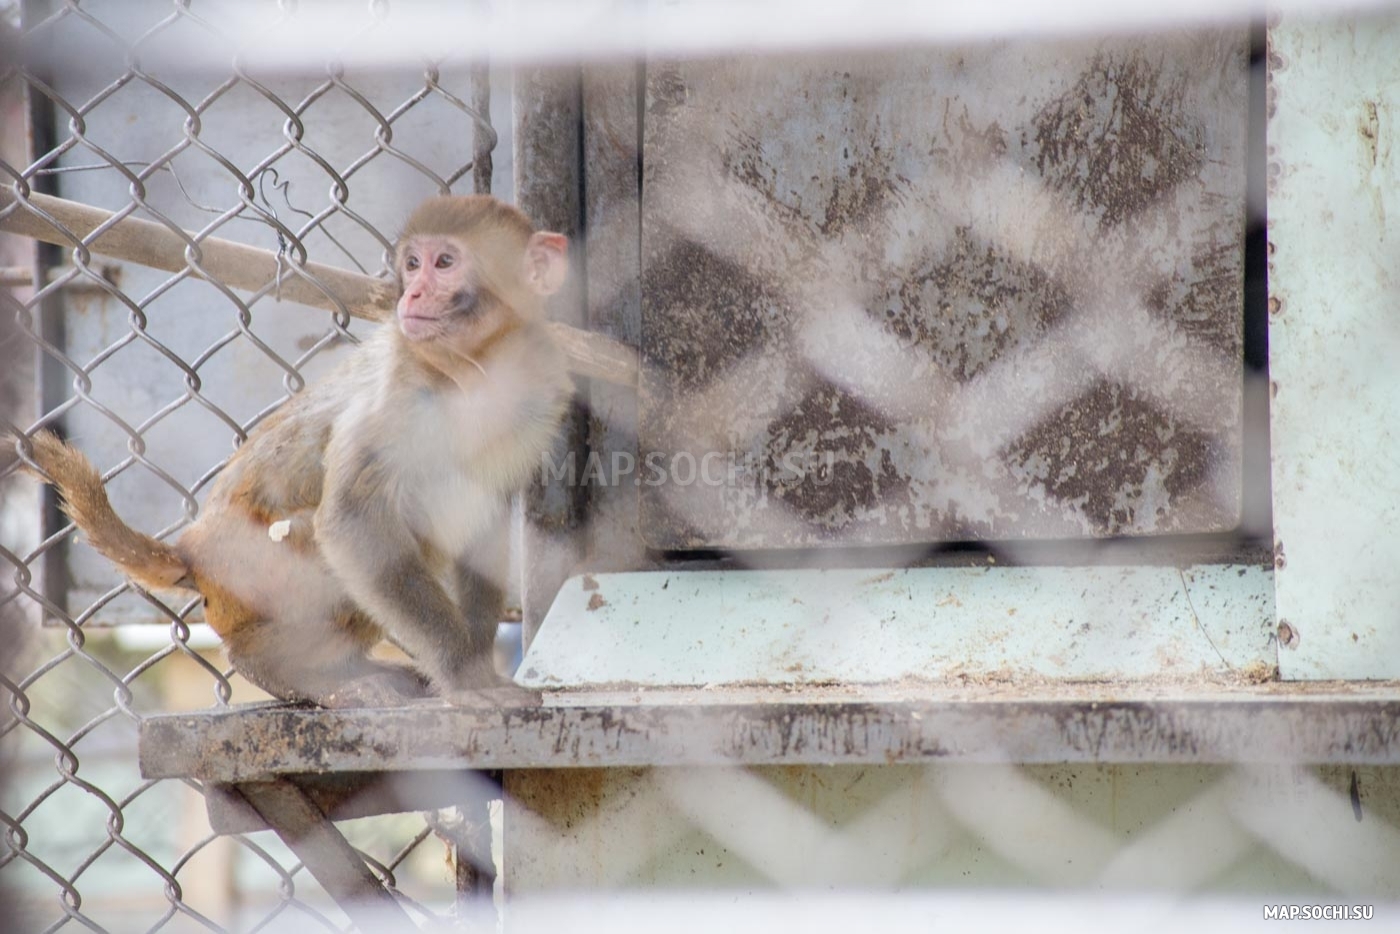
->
[[1, 1, 498, 929], [3, 1, 1400, 932]]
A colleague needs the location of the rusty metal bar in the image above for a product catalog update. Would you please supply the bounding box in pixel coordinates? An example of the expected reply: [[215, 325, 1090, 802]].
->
[[471, 39, 494, 195], [141, 685, 1400, 783], [579, 63, 649, 573], [205, 770, 478, 834], [236, 778, 416, 932], [435, 780, 499, 924], [0, 188, 639, 386], [514, 65, 591, 649], [453, 801, 494, 910]]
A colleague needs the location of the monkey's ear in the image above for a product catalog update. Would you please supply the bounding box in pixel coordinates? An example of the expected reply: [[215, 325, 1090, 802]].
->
[[523, 231, 569, 296]]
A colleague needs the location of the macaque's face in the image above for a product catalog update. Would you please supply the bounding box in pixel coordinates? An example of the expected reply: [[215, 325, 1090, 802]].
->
[[394, 228, 568, 352], [396, 234, 489, 345]]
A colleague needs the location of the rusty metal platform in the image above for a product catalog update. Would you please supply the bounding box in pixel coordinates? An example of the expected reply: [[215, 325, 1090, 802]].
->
[[140, 681, 1400, 784]]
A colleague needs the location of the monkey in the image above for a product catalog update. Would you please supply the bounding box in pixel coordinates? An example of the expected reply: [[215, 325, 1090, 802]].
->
[[10, 195, 574, 707]]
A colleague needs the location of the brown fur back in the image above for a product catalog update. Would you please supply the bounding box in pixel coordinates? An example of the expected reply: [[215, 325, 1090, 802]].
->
[[17, 431, 191, 591]]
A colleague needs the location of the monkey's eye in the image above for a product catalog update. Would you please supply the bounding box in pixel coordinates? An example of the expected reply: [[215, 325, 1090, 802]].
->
[[435, 254, 454, 270], [405, 255, 421, 271]]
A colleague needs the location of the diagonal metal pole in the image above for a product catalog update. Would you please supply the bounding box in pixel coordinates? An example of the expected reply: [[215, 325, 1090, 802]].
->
[[237, 778, 417, 933], [0, 188, 639, 386]]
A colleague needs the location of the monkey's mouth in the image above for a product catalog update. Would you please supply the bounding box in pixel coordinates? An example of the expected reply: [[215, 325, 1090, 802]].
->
[[399, 291, 482, 341], [399, 313, 446, 340]]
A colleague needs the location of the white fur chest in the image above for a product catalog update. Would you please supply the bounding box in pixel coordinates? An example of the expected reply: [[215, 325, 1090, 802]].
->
[[410, 465, 508, 555], [390, 382, 540, 554]]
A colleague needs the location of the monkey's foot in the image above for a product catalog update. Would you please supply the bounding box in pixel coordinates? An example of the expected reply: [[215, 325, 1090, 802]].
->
[[321, 671, 430, 709], [442, 683, 544, 709]]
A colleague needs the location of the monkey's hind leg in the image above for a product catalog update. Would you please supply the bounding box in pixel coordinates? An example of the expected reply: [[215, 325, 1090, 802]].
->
[[224, 612, 431, 709], [447, 546, 543, 709]]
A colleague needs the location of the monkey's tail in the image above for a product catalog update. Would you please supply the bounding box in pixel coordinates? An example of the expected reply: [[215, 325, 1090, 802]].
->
[[15, 431, 194, 591]]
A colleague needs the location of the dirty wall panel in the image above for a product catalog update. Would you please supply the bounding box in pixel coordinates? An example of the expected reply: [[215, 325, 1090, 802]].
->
[[639, 33, 1249, 549], [1267, 16, 1400, 680]]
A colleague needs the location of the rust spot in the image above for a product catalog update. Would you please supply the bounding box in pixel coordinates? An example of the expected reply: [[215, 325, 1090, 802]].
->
[[1360, 100, 1381, 167], [1237, 660, 1278, 683], [641, 237, 791, 393], [581, 574, 599, 592], [1268, 296, 1283, 317], [1139, 241, 1242, 348], [718, 131, 823, 253], [934, 100, 1009, 170], [586, 593, 607, 612], [719, 121, 914, 247], [816, 129, 909, 239], [760, 381, 912, 537], [648, 66, 687, 117], [880, 226, 1071, 382], [1277, 620, 1299, 649], [1273, 539, 1285, 569], [1003, 379, 1222, 534], [1031, 51, 1206, 229]]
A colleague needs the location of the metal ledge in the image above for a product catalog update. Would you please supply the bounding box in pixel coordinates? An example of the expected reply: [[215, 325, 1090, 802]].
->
[[520, 567, 1276, 688], [140, 681, 1400, 784]]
